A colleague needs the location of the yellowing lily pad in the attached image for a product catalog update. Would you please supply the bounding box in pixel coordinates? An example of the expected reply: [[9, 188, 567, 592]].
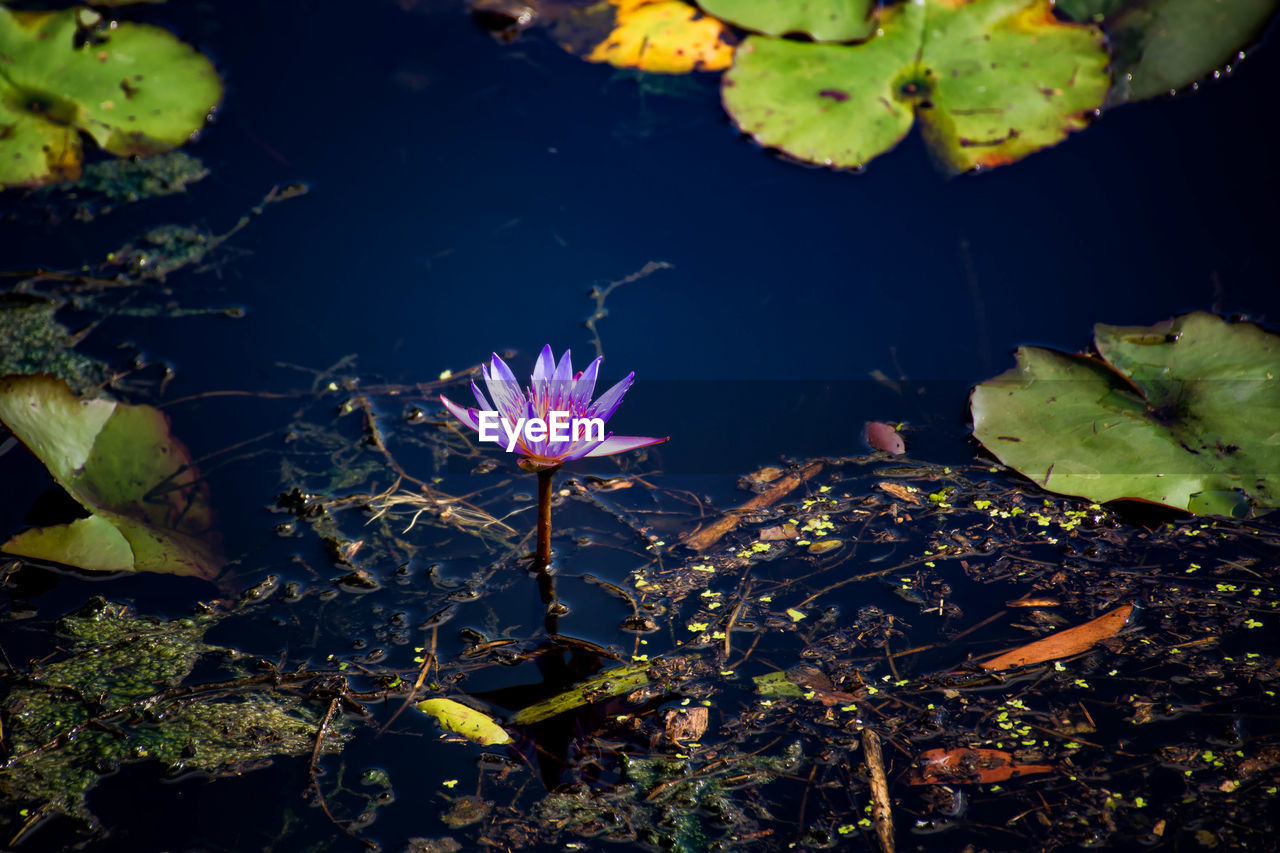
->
[[0, 375, 224, 578], [971, 313, 1280, 518], [552, 0, 735, 73], [0, 6, 222, 188], [416, 697, 513, 745], [722, 0, 1109, 172]]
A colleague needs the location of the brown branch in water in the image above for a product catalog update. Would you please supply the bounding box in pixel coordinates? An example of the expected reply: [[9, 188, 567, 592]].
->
[[309, 697, 376, 849], [683, 462, 823, 552], [378, 625, 438, 738], [159, 358, 490, 409], [862, 728, 896, 853], [722, 576, 751, 660], [794, 762, 821, 843]]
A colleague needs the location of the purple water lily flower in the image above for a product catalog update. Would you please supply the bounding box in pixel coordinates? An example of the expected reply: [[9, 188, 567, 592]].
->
[[440, 346, 667, 471]]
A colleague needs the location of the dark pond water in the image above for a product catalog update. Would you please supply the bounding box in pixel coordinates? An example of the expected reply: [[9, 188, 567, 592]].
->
[[3, 1, 1280, 851]]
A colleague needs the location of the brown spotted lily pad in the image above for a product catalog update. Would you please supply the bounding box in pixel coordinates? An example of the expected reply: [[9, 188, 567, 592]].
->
[[0, 6, 222, 188], [722, 0, 1110, 172]]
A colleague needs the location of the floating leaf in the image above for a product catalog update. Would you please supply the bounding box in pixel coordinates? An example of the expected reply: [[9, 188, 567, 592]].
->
[[698, 0, 875, 41], [3, 515, 134, 572], [551, 0, 735, 73], [416, 697, 513, 745], [971, 313, 1280, 517], [753, 670, 808, 698], [0, 375, 223, 578], [1103, 0, 1277, 103], [979, 603, 1134, 670], [865, 421, 905, 454], [1053, 0, 1278, 103], [0, 6, 222, 188], [910, 748, 1054, 784], [722, 0, 1109, 172]]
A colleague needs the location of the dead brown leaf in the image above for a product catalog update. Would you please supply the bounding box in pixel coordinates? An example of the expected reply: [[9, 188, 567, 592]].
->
[[909, 748, 1054, 785], [865, 422, 905, 455], [759, 523, 799, 541], [876, 482, 921, 505], [979, 603, 1134, 671], [1007, 595, 1061, 608], [663, 706, 709, 744]]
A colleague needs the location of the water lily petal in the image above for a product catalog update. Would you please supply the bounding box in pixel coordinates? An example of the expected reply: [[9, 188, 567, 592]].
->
[[584, 435, 667, 457], [485, 354, 526, 421], [471, 379, 494, 413], [553, 349, 574, 383], [560, 436, 611, 461], [547, 349, 576, 412], [439, 394, 481, 432], [532, 345, 556, 384], [587, 372, 635, 423], [571, 356, 601, 411]]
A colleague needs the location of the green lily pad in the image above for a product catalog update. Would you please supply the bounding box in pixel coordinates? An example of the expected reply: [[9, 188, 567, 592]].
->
[[0, 6, 222, 188], [722, 0, 1110, 172], [1101, 0, 1278, 103], [0, 374, 223, 578], [698, 0, 876, 41], [970, 313, 1280, 518]]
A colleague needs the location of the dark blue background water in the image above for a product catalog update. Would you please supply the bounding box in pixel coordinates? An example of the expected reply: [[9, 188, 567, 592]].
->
[[9, 0, 1279, 402]]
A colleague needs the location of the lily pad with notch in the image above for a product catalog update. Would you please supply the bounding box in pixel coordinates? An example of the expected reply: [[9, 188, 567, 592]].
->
[[721, 0, 1110, 172], [970, 312, 1280, 517], [0, 6, 222, 188]]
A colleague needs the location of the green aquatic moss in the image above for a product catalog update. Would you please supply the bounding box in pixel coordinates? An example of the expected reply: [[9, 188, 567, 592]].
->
[[0, 599, 348, 827], [0, 300, 111, 392]]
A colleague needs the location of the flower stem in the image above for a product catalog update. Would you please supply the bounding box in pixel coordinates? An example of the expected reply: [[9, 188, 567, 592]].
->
[[535, 466, 556, 572]]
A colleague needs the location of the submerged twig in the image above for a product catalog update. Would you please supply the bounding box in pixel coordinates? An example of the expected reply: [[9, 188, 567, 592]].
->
[[684, 462, 823, 552], [309, 697, 375, 849], [379, 625, 438, 738], [585, 261, 672, 358], [862, 728, 895, 853]]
